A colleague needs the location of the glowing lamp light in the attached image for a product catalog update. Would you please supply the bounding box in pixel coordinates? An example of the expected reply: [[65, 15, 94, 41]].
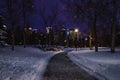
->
[[85, 38, 88, 41], [75, 29, 78, 32], [46, 27, 52, 34], [67, 31, 70, 35], [28, 27, 32, 30], [46, 27, 50, 34], [3, 25, 7, 28]]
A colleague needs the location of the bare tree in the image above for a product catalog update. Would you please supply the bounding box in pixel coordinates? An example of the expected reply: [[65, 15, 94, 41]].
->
[[38, 2, 60, 46], [87, 0, 93, 50], [61, 0, 98, 51], [21, 0, 34, 48], [39, 5, 48, 27], [0, 0, 34, 49], [111, 0, 117, 53], [61, 0, 114, 52], [0, 0, 22, 50], [61, 0, 85, 24], [39, 2, 59, 27], [91, 0, 112, 52], [49, 4, 59, 27], [5, 0, 16, 51]]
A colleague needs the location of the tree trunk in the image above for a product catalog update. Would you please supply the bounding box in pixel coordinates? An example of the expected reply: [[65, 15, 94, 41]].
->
[[88, 0, 93, 50], [22, 0, 26, 48], [6, 0, 15, 51], [23, 29, 26, 48], [111, 0, 117, 53], [89, 34, 92, 50], [12, 32, 14, 51], [93, 11, 98, 52]]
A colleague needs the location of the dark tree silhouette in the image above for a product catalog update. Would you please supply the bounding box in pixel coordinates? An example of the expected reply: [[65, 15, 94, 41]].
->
[[39, 1, 59, 27], [5, 0, 16, 51], [111, 0, 117, 53], [38, 1, 60, 46], [61, 0, 116, 52], [0, 0, 34, 49], [21, 0, 34, 48], [61, 0, 98, 51], [87, 0, 93, 50]]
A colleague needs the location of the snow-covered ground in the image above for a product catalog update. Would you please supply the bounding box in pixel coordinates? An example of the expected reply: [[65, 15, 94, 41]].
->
[[0, 46, 63, 80], [67, 47, 120, 80], [1, 46, 120, 80]]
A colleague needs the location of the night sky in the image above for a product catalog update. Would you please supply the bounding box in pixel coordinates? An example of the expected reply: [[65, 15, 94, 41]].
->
[[0, 0, 120, 33], [32, 0, 88, 32]]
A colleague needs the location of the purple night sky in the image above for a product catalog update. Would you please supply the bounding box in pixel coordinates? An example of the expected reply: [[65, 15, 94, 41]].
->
[[32, 0, 88, 32], [0, 0, 120, 33]]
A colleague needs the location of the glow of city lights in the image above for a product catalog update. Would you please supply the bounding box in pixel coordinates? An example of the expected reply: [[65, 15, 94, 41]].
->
[[3, 25, 7, 28], [67, 31, 70, 35], [28, 27, 32, 30], [75, 29, 78, 33], [85, 37, 88, 41]]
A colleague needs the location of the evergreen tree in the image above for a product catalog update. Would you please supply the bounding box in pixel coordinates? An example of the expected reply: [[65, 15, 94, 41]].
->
[[0, 16, 7, 47]]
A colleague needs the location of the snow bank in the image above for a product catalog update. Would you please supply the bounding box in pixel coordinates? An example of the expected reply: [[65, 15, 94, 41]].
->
[[68, 47, 120, 80], [0, 46, 62, 80]]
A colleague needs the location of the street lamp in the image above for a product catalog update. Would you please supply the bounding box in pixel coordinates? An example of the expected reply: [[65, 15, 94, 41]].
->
[[74, 29, 78, 51], [46, 27, 52, 47], [85, 37, 88, 47], [75, 29, 78, 33]]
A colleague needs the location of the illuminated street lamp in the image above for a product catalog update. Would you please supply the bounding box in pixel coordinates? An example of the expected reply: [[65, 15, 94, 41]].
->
[[74, 29, 78, 51], [75, 29, 78, 33], [46, 27, 52, 46], [28, 27, 32, 31]]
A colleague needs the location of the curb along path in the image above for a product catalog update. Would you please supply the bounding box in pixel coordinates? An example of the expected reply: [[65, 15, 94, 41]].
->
[[43, 51, 98, 80]]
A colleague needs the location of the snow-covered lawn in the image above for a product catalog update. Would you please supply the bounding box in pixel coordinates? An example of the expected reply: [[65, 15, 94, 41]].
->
[[67, 47, 120, 80], [0, 46, 63, 80]]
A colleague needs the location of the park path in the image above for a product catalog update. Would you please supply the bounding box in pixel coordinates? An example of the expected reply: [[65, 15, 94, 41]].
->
[[43, 52, 98, 80]]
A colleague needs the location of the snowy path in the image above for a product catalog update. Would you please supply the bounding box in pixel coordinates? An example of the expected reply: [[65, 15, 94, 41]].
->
[[0, 46, 63, 80], [67, 48, 120, 80], [43, 52, 98, 80]]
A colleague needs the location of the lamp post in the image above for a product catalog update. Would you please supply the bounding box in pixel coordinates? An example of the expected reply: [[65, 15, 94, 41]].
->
[[46, 27, 52, 47], [89, 35, 93, 50], [74, 29, 78, 51]]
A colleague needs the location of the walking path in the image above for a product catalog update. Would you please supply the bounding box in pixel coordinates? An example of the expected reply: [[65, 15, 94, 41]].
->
[[43, 52, 98, 80]]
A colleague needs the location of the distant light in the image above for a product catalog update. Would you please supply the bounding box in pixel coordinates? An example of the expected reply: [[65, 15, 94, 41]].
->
[[47, 27, 52, 29], [85, 38, 88, 41], [67, 31, 70, 35], [46, 27, 52, 34], [3, 25, 7, 28], [75, 29, 78, 33], [64, 40, 67, 43], [28, 27, 32, 30], [46, 27, 50, 34]]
